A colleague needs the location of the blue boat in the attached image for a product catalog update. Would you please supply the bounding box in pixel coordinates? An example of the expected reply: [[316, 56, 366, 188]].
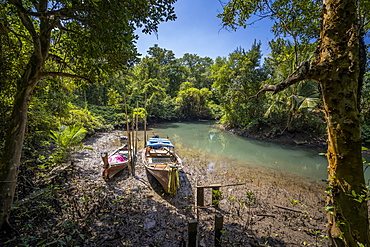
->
[[142, 137, 182, 193]]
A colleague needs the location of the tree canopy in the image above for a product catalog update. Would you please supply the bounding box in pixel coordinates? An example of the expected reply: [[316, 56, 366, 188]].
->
[[0, 0, 177, 229]]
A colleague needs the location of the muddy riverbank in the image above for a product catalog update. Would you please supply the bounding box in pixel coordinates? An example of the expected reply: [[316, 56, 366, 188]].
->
[[1, 129, 330, 246], [215, 124, 328, 151]]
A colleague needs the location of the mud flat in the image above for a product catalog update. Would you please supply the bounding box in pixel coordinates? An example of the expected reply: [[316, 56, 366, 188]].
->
[[1, 129, 329, 246], [71, 130, 329, 246]]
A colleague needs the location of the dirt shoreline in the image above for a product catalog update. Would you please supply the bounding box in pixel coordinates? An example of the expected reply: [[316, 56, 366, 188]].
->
[[1, 129, 330, 247], [215, 124, 328, 151], [75, 130, 330, 246]]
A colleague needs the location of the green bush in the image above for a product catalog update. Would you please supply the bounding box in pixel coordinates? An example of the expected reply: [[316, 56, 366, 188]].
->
[[88, 104, 127, 128], [61, 104, 105, 133]]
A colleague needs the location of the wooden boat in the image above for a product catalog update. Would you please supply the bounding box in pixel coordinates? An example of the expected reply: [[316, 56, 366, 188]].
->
[[142, 137, 182, 194], [101, 136, 130, 179]]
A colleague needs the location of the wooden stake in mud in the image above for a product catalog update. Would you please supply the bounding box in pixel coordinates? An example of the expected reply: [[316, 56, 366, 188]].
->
[[188, 219, 198, 247], [131, 107, 136, 176], [135, 102, 139, 155], [197, 187, 204, 207], [214, 214, 223, 247], [124, 95, 131, 175], [144, 116, 147, 147]]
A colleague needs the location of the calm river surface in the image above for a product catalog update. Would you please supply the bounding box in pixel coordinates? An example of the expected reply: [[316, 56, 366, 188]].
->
[[149, 121, 370, 183]]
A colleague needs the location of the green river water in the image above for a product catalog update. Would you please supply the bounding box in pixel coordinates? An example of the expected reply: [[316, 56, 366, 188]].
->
[[148, 121, 370, 183]]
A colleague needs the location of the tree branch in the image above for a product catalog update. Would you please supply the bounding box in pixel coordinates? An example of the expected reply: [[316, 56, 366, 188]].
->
[[9, 0, 90, 27], [56, 20, 81, 35], [9, 0, 38, 39], [39, 72, 92, 82], [249, 62, 311, 99], [47, 54, 72, 71]]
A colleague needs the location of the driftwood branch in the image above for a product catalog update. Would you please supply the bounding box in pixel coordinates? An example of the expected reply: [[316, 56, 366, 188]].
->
[[196, 182, 246, 188], [13, 188, 48, 207], [249, 62, 311, 99], [256, 214, 276, 218]]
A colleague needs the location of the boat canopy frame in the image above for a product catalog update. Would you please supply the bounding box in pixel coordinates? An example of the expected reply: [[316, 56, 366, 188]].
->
[[147, 138, 175, 148]]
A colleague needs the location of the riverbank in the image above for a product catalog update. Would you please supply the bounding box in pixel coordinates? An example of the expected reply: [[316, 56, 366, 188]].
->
[[1, 129, 330, 246], [215, 124, 328, 151]]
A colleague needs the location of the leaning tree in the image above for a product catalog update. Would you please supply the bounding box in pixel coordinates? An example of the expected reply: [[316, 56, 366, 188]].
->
[[219, 0, 369, 246], [0, 0, 177, 229]]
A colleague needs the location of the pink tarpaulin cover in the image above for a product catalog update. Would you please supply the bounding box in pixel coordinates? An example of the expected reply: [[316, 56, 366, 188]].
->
[[108, 154, 126, 163]]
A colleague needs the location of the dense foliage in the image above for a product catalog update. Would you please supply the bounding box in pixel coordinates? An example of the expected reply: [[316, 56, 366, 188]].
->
[[3, 41, 370, 152], [0, 0, 178, 232]]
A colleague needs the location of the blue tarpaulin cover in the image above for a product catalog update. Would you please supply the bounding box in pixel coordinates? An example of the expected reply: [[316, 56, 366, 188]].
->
[[147, 138, 174, 148]]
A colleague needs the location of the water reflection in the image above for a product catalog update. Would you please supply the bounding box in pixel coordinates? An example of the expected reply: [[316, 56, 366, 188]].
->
[[149, 121, 370, 182]]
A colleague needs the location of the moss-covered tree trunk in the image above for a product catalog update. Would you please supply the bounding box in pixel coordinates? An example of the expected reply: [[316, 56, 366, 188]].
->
[[315, 0, 369, 245], [0, 56, 43, 229], [249, 0, 369, 244], [0, 1, 50, 228]]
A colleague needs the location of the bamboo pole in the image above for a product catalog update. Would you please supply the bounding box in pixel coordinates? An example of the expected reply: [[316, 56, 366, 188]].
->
[[133, 102, 139, 176], [135, 102, 138, 153], [124, 95, 131, 175], [144, 116, 147, 147], [131, 109, 135, 176]]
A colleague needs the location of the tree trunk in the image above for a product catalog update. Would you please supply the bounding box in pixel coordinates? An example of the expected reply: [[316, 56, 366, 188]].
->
[[0, 0, 51, 229], [317, 0, 370, 245], [0, 63, 40, 228], [241, 0, 369, 244], [0, 75, 38, 226]]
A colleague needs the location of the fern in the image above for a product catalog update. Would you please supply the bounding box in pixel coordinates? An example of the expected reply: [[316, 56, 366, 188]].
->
[[49, 124, 92, 164]]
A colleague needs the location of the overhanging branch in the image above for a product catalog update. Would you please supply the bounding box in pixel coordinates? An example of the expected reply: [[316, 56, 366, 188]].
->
[[249, 62, 312, 99], [40, 72, 91, 82]]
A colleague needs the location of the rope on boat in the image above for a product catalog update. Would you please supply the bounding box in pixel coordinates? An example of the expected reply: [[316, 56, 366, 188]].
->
[[168, 167, 179, 194]]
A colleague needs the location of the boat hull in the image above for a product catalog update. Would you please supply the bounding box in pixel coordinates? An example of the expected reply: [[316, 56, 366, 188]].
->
[[141, 147, 182, 193], [102, 146, 130, 179], [103, 161, 129, 179]]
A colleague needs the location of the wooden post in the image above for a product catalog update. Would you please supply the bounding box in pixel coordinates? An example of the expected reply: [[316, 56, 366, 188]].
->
[[132, 102, 138, 176], [124, 95, 131, 175], [131, 110, 135, 176], [135, 102, 138, 154], [144, 116, 147, 147], [188, 219, 198, 247], [197, 187, 204, 207], [101, 153, 109, 168], [214, 214, 223, 247], [131, 151, 135, 176]]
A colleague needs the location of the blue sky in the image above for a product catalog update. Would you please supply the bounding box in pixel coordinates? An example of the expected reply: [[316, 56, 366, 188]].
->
[[136, 0, 274, 59], [136, 0, 370, 60]]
